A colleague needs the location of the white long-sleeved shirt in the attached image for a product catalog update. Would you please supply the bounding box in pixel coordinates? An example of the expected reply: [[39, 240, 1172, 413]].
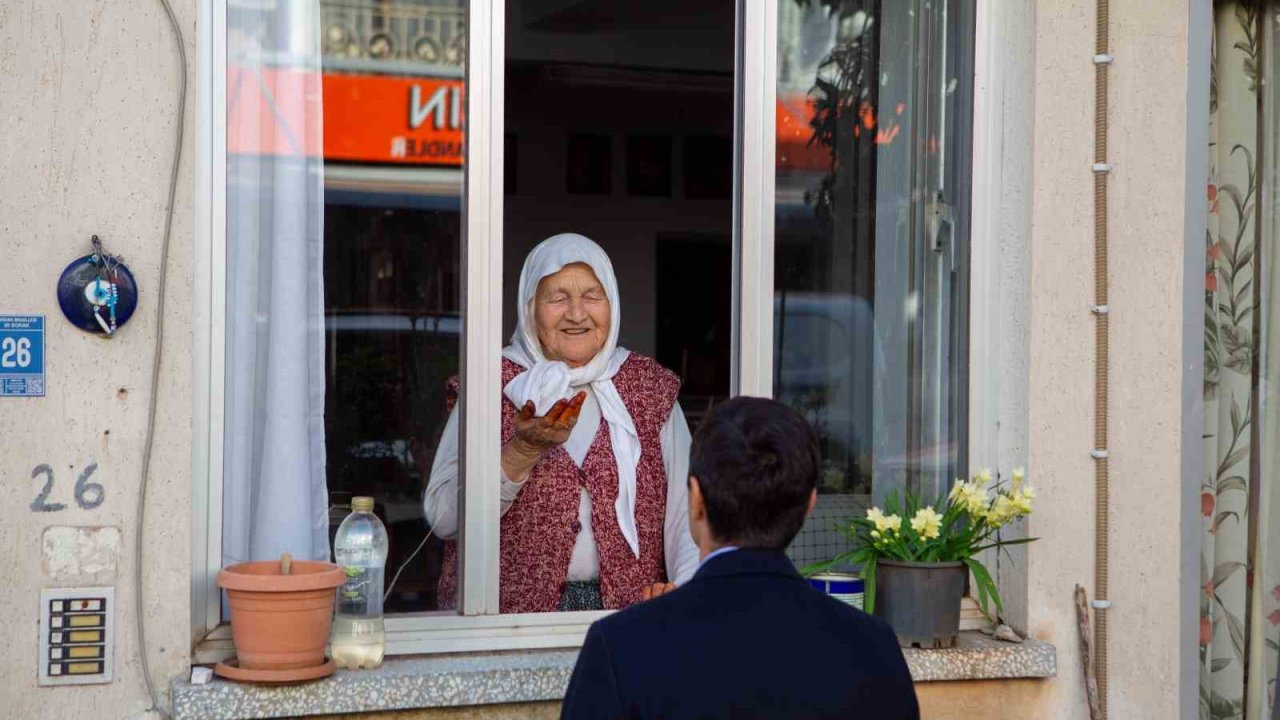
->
[[422, 388, 700, 585]]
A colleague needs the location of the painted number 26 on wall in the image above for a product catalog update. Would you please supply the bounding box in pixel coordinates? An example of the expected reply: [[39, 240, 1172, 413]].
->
[[30, 463, 104, 512]]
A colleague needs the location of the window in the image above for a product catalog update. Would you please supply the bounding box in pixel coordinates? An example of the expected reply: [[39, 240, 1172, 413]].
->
[[202, 0, 468, 632], [774, 0, 974, 571], [195, 0, 980, 653]]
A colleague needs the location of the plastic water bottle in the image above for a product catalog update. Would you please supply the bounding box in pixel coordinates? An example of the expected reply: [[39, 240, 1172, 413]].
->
[[331, 496, 388, 669]]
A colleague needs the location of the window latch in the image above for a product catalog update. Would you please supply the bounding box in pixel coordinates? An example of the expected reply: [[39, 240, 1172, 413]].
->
[[926, 192, 955, 252]]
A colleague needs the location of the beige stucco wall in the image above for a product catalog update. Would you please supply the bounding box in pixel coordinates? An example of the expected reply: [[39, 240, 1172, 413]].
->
[[0, 0, 1205, 718], [1022, 0, 1202, 719], [0, 0, 196, 718]]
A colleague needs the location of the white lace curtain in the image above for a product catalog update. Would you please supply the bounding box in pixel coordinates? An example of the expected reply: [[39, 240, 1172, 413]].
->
[[221, 0, 330, 569]]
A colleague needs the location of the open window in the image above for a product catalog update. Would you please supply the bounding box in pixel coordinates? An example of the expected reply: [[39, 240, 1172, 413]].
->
[[195, 0, 977, 653]]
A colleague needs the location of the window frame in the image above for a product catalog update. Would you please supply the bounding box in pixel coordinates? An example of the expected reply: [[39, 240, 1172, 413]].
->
[[192, 0, 1007, 657]]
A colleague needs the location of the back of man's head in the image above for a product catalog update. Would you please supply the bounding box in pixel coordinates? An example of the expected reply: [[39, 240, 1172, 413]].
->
[[689, 396, 820, 550]]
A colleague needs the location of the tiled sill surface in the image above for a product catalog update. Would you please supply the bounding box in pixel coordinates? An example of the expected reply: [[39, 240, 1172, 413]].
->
[[170, 633, 1056, 720]]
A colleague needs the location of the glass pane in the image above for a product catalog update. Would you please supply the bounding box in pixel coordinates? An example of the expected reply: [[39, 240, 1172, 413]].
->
[[775, 0, 974, 570], [225, 0, 465, 614], [459, 0, 736, 614]]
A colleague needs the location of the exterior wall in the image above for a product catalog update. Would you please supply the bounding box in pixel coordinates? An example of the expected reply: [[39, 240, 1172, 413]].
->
[[0, 0, 196, 718], [916, 680, 1052, 719], [971, 0, 1037, 634], [0, 0, 1207, 719], [1022, 1, 1204, 720]]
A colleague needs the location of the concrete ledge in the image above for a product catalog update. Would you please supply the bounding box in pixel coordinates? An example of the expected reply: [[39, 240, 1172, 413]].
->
[[171, 651, 578, 720], [172, 634, 1055, 720], [902, 632, 1057, 682]]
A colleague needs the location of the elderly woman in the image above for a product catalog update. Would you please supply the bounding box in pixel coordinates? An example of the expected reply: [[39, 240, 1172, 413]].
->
[[423, 233, 699, 613]]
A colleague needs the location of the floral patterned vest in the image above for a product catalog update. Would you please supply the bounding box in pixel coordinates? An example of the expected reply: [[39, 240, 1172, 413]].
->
[[437, 353, 680, 613]]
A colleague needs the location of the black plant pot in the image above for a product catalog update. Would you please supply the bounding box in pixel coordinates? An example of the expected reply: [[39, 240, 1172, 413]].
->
[[875, 559, 966, 649]]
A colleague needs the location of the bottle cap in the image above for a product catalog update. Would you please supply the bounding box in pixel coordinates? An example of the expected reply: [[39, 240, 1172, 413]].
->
[[352, 496, 375, 512]]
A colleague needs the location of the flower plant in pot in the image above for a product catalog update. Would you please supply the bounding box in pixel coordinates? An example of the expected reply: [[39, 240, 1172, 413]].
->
[[803, 469, 1036, 649], [215, 553, 346, 683]]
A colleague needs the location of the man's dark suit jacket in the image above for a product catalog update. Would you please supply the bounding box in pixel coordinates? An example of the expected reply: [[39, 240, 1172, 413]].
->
[[560, 548, 920, 719]]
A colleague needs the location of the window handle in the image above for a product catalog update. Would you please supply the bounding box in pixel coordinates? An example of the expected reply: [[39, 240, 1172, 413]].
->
[[926, 192, 955, 254]]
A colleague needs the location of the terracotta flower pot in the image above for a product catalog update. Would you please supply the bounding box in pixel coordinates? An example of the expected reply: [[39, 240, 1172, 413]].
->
[[217, 559, 345, 672]]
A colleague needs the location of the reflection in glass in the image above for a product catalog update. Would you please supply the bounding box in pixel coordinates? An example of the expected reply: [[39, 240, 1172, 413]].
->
[[224, 0, 465, 614], [320, 0, 465, 613], [776, 0, 974, 569]]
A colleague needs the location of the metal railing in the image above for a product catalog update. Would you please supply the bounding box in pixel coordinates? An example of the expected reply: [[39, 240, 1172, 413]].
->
[[321, 0, 465, 69]]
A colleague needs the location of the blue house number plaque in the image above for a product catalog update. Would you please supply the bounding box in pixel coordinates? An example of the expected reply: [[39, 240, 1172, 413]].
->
[[0, 315, 46, 397]]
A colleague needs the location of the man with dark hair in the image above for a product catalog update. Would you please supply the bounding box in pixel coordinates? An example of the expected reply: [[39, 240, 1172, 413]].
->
[[561, 396, 919, 719]]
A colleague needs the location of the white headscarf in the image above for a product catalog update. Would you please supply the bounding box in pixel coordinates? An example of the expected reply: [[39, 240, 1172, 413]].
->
[[503, 233, 643, 558]]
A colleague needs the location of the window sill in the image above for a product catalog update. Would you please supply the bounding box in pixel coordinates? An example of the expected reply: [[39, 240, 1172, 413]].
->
[[171, 633, 1056, 720], [902, 631, 1056, 682]]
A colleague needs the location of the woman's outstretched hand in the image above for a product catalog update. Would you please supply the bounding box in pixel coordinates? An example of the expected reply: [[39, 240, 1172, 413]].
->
[[641, 582, 677, 601], [515, 392, 587, 450], [502, 391, 587, 482]]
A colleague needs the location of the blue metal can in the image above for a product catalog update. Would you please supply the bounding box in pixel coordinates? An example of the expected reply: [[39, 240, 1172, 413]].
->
[[807, 573, 865, 610]]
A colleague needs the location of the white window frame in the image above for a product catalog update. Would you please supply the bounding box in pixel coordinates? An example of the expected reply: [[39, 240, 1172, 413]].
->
[[192, 0, 1009, 657]]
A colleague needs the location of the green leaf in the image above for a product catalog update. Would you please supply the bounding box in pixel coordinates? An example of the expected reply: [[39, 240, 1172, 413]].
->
[[1215, 476, 1248, 495], [1212, 561, 1245, 589], [1231, 278, 1252, 307], [968, 561, 989, 615], [1212, 511, 1241, 534], [971, 536, 1038, 554], [1223, 606, 1246, 661], [964, 558, 1002, 617], [799, 550, 858, 577], [1218, 446, 1250, 477], [1211, 657, 1231, 673], [863, 556, 877, 615], [1219, 184, 1246, 220]]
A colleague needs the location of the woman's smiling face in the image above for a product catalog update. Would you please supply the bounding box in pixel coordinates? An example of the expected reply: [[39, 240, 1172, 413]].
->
[[534, 263, 611, 368]]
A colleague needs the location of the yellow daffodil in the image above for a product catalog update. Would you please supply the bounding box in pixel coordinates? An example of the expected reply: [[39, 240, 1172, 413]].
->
[[865, 506, 902, 536], [950, 480, 989, 518], [1010, 485, 1035, 515], [911, 507, 943, 540], [884, 514, 902, 533], [988, 495, 1016, 527], [971, 486, 991, 515]]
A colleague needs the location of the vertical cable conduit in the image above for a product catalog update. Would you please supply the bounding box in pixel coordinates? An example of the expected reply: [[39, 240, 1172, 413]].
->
[[1092, 0, 1112, 716]]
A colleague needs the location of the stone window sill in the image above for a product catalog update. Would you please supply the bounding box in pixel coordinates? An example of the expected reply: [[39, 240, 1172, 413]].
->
[[170, 632, 1056, 720]]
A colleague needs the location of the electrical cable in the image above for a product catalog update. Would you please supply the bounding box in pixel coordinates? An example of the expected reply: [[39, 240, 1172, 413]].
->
[[383, 527, 435, 604], [134, 0, 187, 716]]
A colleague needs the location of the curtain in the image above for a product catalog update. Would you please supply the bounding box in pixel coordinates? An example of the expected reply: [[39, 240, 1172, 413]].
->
[[1204, 2, 1280, 717], [222, 0, 329, 568]]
